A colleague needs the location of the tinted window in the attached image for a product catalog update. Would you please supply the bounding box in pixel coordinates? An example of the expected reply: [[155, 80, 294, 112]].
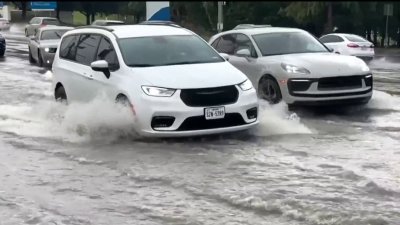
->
[[75, 34, 101, 66], [118, 35, 224, 67], [344, 35, 368, 42], [234, 33, 257, 57], [60, 35, 78, 61], [215, 34, 235, 55], [320, 35, 344, 43], [40, 30, 70, 40], [252, 32, 328, 56], [211, 37, 221, 48], [96, 37, 119, 70], [42, 19, 60, 25]]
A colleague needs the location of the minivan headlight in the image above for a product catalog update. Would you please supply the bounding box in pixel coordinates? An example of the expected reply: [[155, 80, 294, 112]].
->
[[281, 63, 310, 74], [238, 79, 253, 91], [141, 86, 176, 97]]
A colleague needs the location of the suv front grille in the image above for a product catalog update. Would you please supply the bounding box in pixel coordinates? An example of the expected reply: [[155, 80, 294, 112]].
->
[[180, 85, 239, 107], [318, 75, 363, 90]]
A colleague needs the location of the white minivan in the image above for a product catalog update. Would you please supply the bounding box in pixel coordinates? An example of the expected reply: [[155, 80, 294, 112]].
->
[[52, 22, 259, 137]]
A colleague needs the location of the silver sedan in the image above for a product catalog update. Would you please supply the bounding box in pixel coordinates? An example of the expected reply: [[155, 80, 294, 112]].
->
[[28, 26, 73, 67]]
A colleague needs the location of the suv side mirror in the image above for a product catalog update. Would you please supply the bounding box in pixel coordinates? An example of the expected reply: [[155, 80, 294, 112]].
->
[[91, 60, 110, 79], [220, 53, 230, 61], [236, 48, 251, 57]]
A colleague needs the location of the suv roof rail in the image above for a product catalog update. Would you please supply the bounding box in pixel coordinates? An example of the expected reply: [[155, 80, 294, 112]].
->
[[139, 20, 181, 28], [74, 25, 114, 32], [233, 24, 272, 30]]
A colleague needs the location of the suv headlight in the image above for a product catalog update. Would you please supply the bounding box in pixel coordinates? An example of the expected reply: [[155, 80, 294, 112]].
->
[[238, 79, 253, 91], [361, 62, 370, 72], [44, 47, 57, 53], [141, 86, 176, 97], [281, 63, 310, 74]]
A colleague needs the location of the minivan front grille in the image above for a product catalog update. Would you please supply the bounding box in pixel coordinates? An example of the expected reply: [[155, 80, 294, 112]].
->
[[180, 85, 239, 107], [177, 113, 246, 131]]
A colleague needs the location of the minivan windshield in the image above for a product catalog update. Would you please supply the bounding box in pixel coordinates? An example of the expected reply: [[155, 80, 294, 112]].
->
[[252, 32, 329, 56], [118, 35, 224, 67]]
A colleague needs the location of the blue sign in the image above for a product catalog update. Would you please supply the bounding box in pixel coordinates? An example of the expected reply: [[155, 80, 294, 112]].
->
[[146, 2, 170, 21], [30, 1, 57, 11]]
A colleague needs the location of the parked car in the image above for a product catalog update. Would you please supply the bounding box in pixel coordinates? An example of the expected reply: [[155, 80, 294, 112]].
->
[[209, 25, 373, 106], [0, 33, 5, 57], [91, 20, 125, 26], [28, 26, 73, 67], [25, 17, 60, 37], [0, 18, 10, 31], [52, 22, 259, 137], [319, 33, 375, 62]]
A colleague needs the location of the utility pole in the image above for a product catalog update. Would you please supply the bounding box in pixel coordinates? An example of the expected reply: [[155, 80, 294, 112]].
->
[[384, 4, 393, 47], [217, 1, 223, 33]]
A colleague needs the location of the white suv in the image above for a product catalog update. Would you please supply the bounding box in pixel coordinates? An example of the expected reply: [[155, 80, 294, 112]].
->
[[52, 22, 259, 137], [209, 25, 373, 106]]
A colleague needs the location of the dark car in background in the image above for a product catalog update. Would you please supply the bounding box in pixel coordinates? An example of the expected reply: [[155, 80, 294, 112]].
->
[[0, 33, 5, 57]]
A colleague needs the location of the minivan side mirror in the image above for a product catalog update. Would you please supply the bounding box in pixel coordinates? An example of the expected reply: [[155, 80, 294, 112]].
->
[[236, 48, 251, 57], [91, 60, 110, 79], [220, 53, 230, 61]]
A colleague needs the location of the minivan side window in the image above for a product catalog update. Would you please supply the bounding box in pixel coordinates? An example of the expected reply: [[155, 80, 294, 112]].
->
[[75, 34, 101, 66], [96, 37, 119, 71], [60, 35, 79, 61]]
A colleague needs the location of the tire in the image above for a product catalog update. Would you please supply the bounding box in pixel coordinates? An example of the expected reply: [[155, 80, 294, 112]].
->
[[55, 85, 67, 104], [28, 47, 35, 63], [0, 49, 4, 58], [258, 76, 282, 104], [37, 50, 43, 67], [115, 95, 130, 107]]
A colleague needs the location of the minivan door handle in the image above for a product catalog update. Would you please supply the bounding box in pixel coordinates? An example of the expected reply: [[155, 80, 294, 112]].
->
[[87, 75, 94, 80]]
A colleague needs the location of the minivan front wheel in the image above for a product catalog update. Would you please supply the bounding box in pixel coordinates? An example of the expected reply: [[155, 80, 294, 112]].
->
[[55, 85, 67, 104], [258, 76, 282, 104]]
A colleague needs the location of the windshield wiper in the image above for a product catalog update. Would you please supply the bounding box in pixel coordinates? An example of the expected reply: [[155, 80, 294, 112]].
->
[[127, 64, 157, 67]]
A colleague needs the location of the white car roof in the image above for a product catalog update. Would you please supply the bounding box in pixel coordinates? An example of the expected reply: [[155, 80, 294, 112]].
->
[[218, 27, 306, 36]]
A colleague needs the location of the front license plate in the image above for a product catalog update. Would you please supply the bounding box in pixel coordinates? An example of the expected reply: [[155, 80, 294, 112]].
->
[[205, 107, 225, 120]]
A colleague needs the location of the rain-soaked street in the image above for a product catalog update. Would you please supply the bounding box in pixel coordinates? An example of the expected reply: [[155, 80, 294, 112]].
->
[[1, 38, 400, 225]]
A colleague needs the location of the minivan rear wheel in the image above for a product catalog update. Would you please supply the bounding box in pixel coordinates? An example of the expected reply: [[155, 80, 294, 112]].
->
[[258, 76, 282, 104]]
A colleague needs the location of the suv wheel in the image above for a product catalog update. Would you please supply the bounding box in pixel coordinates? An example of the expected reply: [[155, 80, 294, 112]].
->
[[258, 76, 282, 104]]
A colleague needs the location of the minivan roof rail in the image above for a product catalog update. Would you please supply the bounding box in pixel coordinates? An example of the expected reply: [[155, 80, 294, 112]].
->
[[139, 20, 181, 28], [74, 25, 114, 32], [233, 24, 272, 30]]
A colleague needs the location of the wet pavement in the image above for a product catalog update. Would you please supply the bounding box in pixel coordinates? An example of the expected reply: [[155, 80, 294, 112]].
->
[[0, 38, 400, 225]]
